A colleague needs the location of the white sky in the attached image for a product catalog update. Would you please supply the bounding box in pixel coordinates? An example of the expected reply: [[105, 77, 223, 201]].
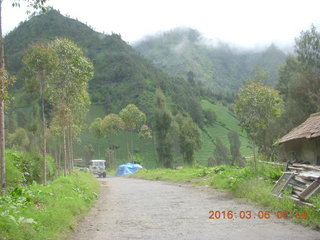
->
[[3, 0, 320, 48]]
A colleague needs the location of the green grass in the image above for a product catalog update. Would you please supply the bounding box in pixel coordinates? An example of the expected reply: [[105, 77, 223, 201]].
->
[[131, 164, 320, 228], [0, 171, 100, 240], [195, 100, 252, 165]]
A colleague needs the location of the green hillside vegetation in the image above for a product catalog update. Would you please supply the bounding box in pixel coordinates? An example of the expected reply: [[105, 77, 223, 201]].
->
[[194, 100, 251, 164], [5, 9, 202, 119], [79, 100, 251, 169], [135, 28, 287, 94]]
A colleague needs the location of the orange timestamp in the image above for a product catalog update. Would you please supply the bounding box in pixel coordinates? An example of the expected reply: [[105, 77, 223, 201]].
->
[[208, 210, 307, 220]]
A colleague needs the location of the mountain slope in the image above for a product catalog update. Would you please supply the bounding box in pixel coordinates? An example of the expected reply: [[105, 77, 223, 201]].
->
[[134, 28, 287, 93], [4, 10, 199, 118]]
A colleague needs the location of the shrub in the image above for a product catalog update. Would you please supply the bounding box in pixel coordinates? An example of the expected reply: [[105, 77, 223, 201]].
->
[[5, 149, 57, 185], [5, 156, 25, 187]]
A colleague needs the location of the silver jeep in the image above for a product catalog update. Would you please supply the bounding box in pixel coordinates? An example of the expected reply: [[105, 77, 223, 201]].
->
[[89, 160, 106, 178]]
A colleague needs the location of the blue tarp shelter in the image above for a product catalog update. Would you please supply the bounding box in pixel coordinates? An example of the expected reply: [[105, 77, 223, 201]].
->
[[116, 163, 143, 176]]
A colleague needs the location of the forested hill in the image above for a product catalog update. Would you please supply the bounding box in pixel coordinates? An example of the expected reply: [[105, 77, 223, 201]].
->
[[134, 28, 287, 93], [4, 10, 200, 118]]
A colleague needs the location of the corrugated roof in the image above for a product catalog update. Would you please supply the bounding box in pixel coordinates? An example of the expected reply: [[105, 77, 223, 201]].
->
[[279, 113, 320, 144]]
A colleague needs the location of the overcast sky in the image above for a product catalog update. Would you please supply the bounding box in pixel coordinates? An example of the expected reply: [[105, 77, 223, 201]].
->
[[3, 0, 320, 48]]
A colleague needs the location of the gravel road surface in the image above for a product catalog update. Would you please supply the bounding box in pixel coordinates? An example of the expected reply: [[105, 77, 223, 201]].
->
[[71, 176, 319, 240]]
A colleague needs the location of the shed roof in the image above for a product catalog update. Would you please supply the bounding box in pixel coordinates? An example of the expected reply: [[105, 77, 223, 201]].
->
[[279, 113, 320, 144]]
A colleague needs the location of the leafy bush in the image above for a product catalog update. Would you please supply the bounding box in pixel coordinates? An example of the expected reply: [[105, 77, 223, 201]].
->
[[6, 149, 57, 185], [5, 156, 25, 187]]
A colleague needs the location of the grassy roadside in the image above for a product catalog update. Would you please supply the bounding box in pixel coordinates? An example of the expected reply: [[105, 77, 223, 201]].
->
[[0, 171, 100, 240], [131, 165, 320, 229]]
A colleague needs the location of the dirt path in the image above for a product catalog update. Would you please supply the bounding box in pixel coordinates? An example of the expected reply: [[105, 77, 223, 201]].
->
[[72, 176, 319, 240]]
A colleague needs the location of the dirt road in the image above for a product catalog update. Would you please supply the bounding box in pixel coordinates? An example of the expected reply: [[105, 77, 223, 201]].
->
[[72, 177, 319, 240]]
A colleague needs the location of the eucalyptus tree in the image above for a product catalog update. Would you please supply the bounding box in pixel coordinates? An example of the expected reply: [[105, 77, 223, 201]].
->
[[154, 88, 174, 168], [49, 38, 93, 174], [102, 113, 124, 167], [89, 117, 104, 158], [0, 0, 48, 191], [22, 42, 58, 184]]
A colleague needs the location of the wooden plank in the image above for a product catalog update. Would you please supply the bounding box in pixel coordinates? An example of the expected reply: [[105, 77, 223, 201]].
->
[[271, 172, 294, 197], [299, 171, 320, 180], [299, 179, 320, 200], [294, 176, 311, 184], [288, 166, 304, 172], [292, 164, 320, 171], [292, 189, 303, 196], [289, 177, 308, 187], [292, 185, 305, 192]]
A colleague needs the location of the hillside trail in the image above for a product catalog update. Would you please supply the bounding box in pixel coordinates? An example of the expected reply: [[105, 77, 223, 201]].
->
[[71, 176, 319, 240]]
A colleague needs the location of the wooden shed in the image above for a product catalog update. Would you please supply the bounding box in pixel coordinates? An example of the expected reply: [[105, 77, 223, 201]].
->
[[278, 112, 320, 166]]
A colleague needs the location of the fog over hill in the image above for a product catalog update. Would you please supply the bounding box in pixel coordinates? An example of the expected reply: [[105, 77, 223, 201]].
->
[[134, 28, 287, 93]]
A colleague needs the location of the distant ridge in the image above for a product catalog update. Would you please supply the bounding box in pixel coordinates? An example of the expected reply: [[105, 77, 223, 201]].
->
[[134, 27, 287, 93]]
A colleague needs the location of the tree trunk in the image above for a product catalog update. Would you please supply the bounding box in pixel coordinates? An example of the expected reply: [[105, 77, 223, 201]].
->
[[40, 73, 47, 184], [253, 141, 257, 172], [66, 128, 70, 171], [70, 130, 74, 169], [63, 128, 67, 176], [58, 143, 62, 176], [68, 126, 73, 170], [126, 133, 129, 160], [152, 136, 158, 166], [130, 131, 133, 159], [0, 0, 6, 192]]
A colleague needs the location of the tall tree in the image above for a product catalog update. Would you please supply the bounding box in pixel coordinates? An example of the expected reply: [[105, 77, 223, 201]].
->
[[228, 131, 241, 166], [102, 113, 124, 167], [213, 137, 230, 165], [177, 116, 202, 166], [234, 81, 282, 168], [0, 0, 48, 191], [89, 117, 104, 158], [119, 104, 146, 158], [49, 38, 93, 174], [154, 88, 174, 168], [22, 42, 58, 184]]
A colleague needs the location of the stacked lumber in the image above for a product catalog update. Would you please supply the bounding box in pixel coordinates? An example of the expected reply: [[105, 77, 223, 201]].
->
[[272, 163, 320, 207]]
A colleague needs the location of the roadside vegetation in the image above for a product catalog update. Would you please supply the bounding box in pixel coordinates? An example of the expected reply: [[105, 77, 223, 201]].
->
[[0, 171, 99, 240], [131, 163, 320, 228]]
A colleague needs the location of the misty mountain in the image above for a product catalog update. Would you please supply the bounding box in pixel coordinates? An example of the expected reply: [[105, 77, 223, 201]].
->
[[4, 10, 201, 119], [134, 28, 287, 93]]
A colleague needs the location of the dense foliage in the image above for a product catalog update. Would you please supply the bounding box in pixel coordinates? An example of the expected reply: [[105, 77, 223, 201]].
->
[[5, 149, 57, 187], [234, 81, 283, 161]]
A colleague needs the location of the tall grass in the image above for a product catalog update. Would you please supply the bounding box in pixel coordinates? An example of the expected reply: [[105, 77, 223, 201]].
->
[[0, 171, 99, 240]]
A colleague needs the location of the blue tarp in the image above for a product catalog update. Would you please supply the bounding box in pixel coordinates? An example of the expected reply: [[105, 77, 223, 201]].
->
[[116, 163, 143, 176]]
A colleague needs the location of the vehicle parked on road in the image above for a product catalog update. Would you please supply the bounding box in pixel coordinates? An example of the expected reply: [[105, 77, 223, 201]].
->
[[89, 160, 106, 178]]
